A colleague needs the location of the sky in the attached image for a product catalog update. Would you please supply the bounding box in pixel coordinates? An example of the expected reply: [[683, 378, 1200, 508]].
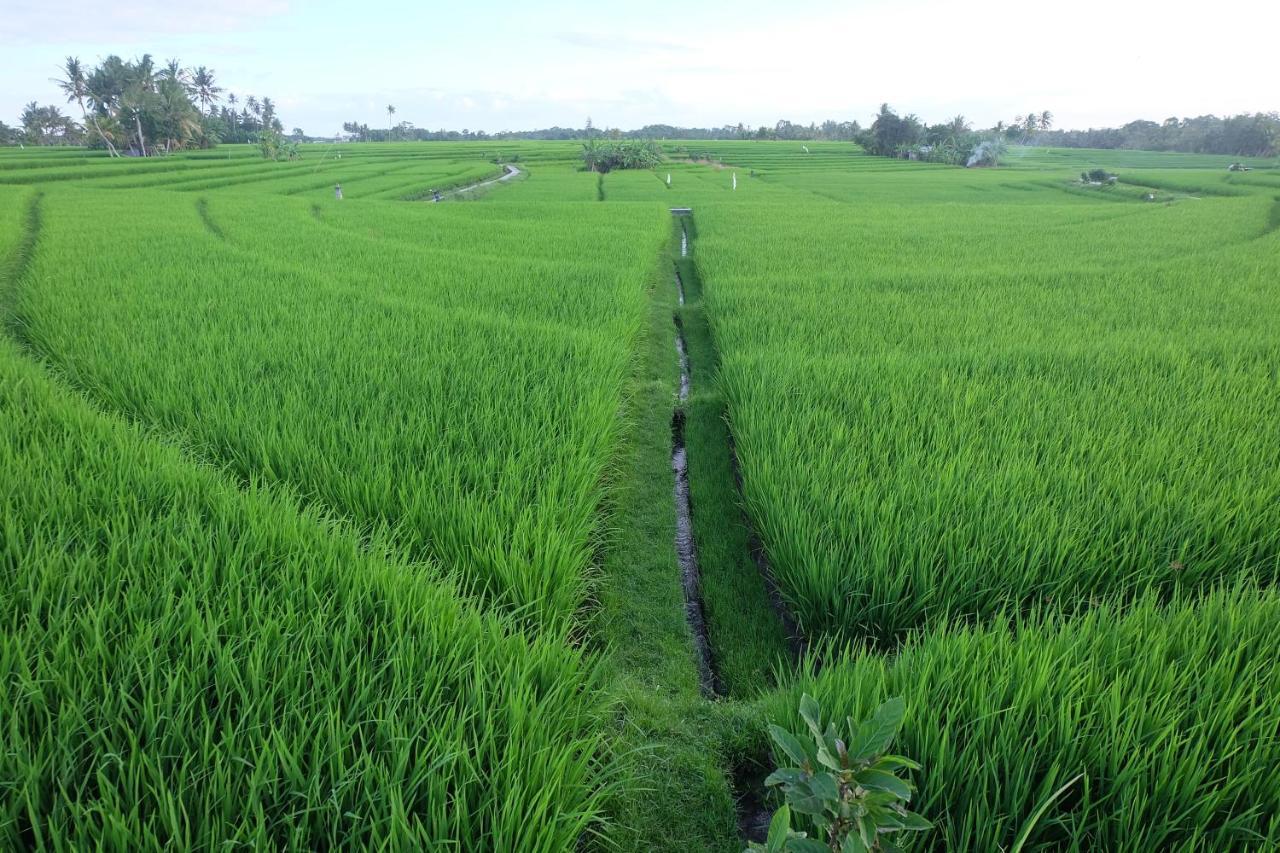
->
[[3, 0, 1277, 136]]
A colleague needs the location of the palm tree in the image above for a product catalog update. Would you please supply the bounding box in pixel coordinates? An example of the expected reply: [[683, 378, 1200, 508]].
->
[[119, 54, 157, 155], [387, 104, 396, 140], [245, 95, 260, 130], [1038, 110, 1054, 132], [160, 58, 191, 92], [192, 67, 222, 115], [156, 76, 201, 152], [57, 56, 119, 155]]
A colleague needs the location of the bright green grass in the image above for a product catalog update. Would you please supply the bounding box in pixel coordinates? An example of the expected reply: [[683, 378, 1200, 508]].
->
[[5, 139, 1280, 850], [764, 583, 1280, 849], [695, 187, 1280, 643], [0, 339, 613, 850], [12, 186, 669, 632]]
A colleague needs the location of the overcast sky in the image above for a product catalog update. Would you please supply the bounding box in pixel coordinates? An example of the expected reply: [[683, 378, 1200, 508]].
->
[[3, 0, 1276, 136]]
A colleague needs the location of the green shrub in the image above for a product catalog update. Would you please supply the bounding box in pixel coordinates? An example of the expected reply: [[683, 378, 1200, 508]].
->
[[749, 695, 930, 852]]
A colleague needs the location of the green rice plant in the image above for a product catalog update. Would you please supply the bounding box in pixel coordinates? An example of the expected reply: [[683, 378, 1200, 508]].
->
[[694, 184, 1280, 643], [763, 583, 1280, 850], [12, 186, 668, 632], [7, 137, 1280, 851], [0, 340, 614, 850]]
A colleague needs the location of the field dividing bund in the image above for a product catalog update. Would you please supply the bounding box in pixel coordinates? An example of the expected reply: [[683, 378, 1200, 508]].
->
[[670, 215, 794, 697]]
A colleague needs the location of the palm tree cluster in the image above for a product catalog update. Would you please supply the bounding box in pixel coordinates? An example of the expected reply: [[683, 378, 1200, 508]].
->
[[212, 94, 283, 145], [57, 55, 281, 155], [1008, 110, 1054, 140]]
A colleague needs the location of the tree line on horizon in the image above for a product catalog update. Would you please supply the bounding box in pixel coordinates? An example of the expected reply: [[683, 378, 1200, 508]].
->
[[0, 55, 286, 155], [327, 109, 1280, 159], [6, 74, 1277, 159], [858, 104, 1279, 162]]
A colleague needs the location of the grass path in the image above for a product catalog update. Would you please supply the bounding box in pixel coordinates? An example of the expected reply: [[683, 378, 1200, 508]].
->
[[592, 219, 740, 850], [594, 214, 802, 849]]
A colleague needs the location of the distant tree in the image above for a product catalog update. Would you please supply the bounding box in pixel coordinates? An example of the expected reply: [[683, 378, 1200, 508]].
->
[[387, 104, 396, 139], [57, 56, 119, 155], [191, 66, 222, 115], [20, 102, 80, 145], [49, 55, 276, 152], [860, 103, 924, 156], [257, 124, 298, 160], [1038, 110, 1053, 132], [581, 138, 661, 172], [159, 58, 191, 92], [260, 97, 277, 131], [154, 76, 202, 152]]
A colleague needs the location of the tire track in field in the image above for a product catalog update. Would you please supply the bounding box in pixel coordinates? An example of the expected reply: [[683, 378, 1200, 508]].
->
[[195, 197, 225, 239], [1, 191, 43, 344], [0, 190, 489, 630], [1264, 197, 1280, 237]]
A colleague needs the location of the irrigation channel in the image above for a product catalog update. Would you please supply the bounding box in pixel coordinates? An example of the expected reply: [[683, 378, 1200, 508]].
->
[[671, 216, 719, 696], [666, 212, 798, 843], [671, 215, 804, 670]]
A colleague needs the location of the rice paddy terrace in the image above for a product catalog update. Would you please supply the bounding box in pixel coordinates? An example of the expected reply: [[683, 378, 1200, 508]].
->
[[2, 139, 1278, 850]]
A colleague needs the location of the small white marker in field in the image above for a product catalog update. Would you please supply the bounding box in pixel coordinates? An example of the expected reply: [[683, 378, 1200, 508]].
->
[[732, 172, 737, 190], [667, 173, 672, 186]]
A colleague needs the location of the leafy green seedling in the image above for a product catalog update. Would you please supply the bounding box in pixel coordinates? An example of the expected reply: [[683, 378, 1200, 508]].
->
[[747, 695, 931, 853]]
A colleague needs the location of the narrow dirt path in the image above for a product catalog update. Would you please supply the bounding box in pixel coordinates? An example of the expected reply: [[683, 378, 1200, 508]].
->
[[435, 164, 522, 200]]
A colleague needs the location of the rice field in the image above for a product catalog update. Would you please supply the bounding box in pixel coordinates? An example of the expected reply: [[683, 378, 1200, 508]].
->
[[2, 141, 1278, 850], [693, 180, 1280, 643]]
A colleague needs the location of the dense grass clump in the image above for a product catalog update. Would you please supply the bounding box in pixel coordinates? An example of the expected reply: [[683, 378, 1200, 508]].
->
[[13, 187, 669, 631], [764, 585, 1280, 850], [0, 342, 612, 850], [696, 185, 1280, 643]]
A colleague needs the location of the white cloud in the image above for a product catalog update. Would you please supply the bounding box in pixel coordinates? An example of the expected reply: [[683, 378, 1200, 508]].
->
[[0, 0, 290, 42]]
